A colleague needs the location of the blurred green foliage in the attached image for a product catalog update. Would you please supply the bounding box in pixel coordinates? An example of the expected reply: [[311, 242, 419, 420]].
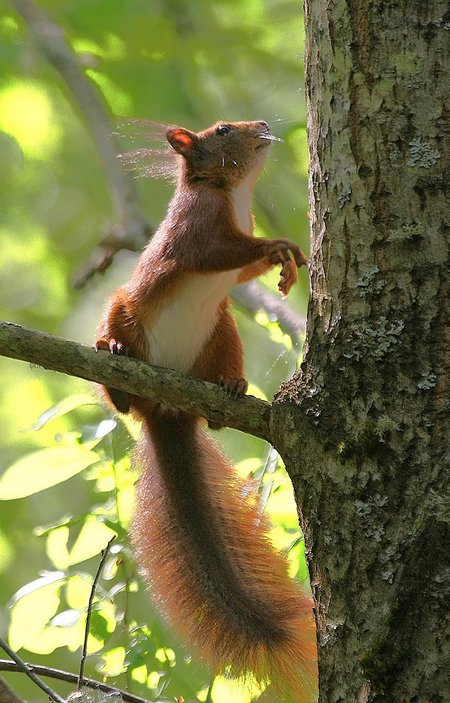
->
[[0, 1, 309, 701]]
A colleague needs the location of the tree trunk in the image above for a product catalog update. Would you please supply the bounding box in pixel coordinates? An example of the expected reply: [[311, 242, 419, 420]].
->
[[276, 1, 449, 700]]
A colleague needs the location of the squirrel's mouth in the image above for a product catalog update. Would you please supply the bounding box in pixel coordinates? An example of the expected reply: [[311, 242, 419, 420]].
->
[[255, 133, 283, 150]]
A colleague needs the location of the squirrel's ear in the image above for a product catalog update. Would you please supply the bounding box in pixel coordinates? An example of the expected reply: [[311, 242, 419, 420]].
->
[[166, 127, 198, 156]]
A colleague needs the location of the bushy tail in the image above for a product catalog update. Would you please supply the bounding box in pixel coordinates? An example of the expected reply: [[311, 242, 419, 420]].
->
[[131, 413, 318, 701]]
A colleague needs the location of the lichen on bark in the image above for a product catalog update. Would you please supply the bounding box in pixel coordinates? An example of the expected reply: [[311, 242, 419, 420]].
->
[[278, 1, 450, 700]]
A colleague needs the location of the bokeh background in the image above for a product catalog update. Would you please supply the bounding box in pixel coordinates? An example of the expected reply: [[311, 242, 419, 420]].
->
[[0, 1, 309, 701]]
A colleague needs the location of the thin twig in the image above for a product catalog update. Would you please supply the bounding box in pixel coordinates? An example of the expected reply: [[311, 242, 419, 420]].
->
[[11, 0, 147, 232], [233, 280, 306, 342], [77, 537, 116, 690], [0, 660, 173, 703], [0, 637, 66, 703], [10, 0, 152, 287]]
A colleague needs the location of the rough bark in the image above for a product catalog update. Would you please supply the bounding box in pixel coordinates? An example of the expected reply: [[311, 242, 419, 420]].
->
[[276, 1, 449, 701]]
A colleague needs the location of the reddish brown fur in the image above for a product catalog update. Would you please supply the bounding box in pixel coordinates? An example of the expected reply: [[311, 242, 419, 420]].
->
[[133, 414, 318, 701], [96, 120, 315, 700]]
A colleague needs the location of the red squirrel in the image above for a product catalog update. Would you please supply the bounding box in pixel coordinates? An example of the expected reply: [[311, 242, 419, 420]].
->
[[96, 120, 317, 701]]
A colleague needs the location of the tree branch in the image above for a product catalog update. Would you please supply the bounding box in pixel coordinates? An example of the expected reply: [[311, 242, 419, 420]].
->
[[233, 280, 306, 342], [10, 0, 152, 286], [11, 0, 146, 230], [0, 660, 172, 703], [0, 637, 65, 703], [0, 322, 273, 444]]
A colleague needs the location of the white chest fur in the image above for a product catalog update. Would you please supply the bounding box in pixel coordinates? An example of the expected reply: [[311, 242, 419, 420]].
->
[[230, 176, 255, 235], [145, 175, 256, 373], [145, 269, 239, 373]]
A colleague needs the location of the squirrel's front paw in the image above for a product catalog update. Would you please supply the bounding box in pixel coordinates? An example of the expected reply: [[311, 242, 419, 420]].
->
[[266, 239, 308, 269]]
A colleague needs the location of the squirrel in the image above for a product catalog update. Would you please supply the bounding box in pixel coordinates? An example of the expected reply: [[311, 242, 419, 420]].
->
[[96, 120, 317, 701]]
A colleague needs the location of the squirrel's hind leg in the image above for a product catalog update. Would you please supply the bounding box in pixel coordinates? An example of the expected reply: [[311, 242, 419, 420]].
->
[[95, 292, 151, 416]]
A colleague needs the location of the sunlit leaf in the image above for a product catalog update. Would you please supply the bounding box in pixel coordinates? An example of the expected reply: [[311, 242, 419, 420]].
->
[[46, 525, 70, 570], [86, 630, 104, 654], [266, 479, 299, 527], [235, 457, 262, 477], [9, 571, 66, 605], [100, 646, 126, 677], [131, 664, 148, 685], [95, 600, 118, 633], [26, 624, 85, 655], [49, 608, 81, 627], [155, 646, 175, 664], [33, 393, 99, 429], [211, 674, 257, 703], [35, 514, 81, 536], [0, 447, 100, 499], [67, 519, 116, 565], [65, 573, 92, 610], [72, 33, 125, 60], [0, 14, 20, 36], [0, 527, 13, 573], [81, 419, 118, 447], [8, 579, 63, 651]]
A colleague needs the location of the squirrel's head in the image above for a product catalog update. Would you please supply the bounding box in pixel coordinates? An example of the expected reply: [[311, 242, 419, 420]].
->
[[166, 120, 276, 188]]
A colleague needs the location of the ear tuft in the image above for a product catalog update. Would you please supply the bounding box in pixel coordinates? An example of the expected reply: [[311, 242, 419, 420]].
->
[[166, 127, 198, 156]]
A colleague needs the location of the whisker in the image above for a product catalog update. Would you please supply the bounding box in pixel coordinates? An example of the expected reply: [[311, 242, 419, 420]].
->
[[270, 117, 296, 126], [118, 147, 177, 180], [258, 133, 284, 143]]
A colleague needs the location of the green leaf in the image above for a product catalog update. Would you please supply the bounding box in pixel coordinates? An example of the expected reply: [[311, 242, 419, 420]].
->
[[46, 526, 70, 569], [67, 519, 117, 565], [0, 447, 100, 499], [211, 675, 256, 703], [49, 608, 81, 627], [65, 573, 92, 610], [80, 418, 118, 448], [9, 571, 66, 605], [100, 646, 126, 677], [89, 609, 110, 641], [32, 393, 99, 430], [8, 577, 64, 651]]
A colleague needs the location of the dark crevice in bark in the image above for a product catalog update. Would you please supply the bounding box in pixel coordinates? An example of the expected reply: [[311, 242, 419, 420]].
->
[[301, 0, 449, 700]]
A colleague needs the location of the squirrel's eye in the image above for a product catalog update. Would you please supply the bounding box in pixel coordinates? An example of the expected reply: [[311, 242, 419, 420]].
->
[[216, 124, 232, 136]]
